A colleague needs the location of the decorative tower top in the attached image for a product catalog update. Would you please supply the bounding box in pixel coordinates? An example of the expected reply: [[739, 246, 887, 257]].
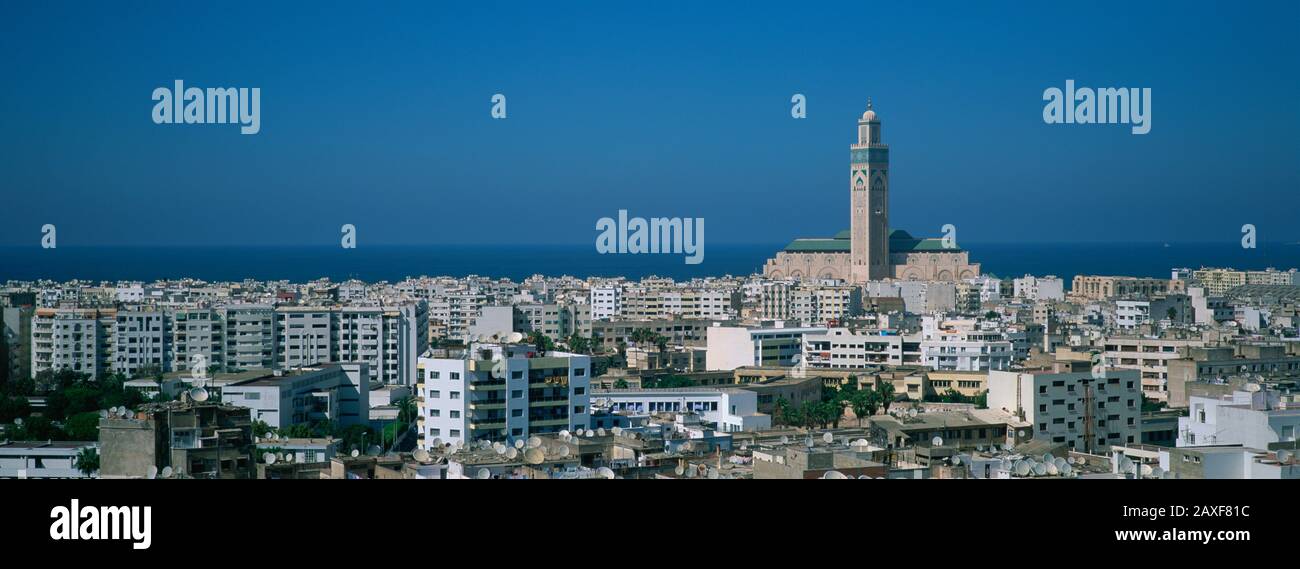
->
[[860, 99, 878, 122]]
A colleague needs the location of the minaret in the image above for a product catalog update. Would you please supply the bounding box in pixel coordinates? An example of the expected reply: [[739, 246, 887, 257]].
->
[[850, 99, 890, 283]]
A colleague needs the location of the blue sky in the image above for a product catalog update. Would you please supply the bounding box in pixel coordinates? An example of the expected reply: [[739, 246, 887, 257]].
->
[[1, 0, 1297, 246]]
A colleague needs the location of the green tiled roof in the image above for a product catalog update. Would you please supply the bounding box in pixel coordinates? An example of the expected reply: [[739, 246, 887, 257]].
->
[[781, 229, 962, 253]]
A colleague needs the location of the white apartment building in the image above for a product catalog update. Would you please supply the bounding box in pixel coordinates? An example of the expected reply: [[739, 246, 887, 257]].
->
[[112, 309, 169, 378], [275, 303, 427, 385], [1114, 300, 1150, 331], [802, 328, 920, 369], [223, 363, 369, 429], [31, 308, 116, 381], [1178, 388, 1300, 448], [919, 317, 1012, 371], [989, 369, 1142, 453], [1013, 275, 1065, 302], [594, 387, 771, 432], [705, 325, 828, 371], [416, 344, 591, 448], [1102, 336, 1202, 401], [589, 285, 622, 320]]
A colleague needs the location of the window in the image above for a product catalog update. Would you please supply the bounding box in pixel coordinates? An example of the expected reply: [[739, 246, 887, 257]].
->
[[450, 410, 460, 419], [450, 430, 460, 438], [511, 409, 523, 417], [573, 406, 585, 414], [429, 409, 440, 418], [450, 372, 460, 380], [574, 387, 585, 396], [511, 370, 523, 380], [511, 390, 523, 399], [450, 391, 460, 400], [429, 371, 440, 379], [430, 390, 440, 399], [574, 368, 586, 377]]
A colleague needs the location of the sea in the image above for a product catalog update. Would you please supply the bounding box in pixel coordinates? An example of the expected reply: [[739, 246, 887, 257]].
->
[[1, 242, 1299, 284]]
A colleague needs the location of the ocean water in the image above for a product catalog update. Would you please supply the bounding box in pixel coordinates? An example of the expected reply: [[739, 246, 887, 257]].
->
[[1, 242, 1298, 283]]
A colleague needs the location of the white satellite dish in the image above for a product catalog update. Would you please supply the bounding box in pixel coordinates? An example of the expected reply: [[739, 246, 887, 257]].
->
[[596, 427, 607, 436], [146, 465, 158, 479], [263, 451, 278, 464], [596, 467, 615, 479], [505, 447, 518, 459], [508, 332, 524, 343], [161, 466, 173, 479], [285, 453, 296, 464], [527, 436, 542, 449], [513, 439, 525, 449], [674, 465, 685, 476], [780, 435, 789, 445], [821, 471, 849, 480], [611, 427, 623, 436], [189, 386, 210, 402], [476, 468, 491, 480], [932, 436, 943, 447], [350, 449, 360, 458], [494, 442, 507, 455], [524, 448, 545, 465], [414, 449, 431, 463], [822, 432, 833, 444], [431, 437, 443, 447]]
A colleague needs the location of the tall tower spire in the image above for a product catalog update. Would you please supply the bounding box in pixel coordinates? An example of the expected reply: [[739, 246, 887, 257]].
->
[[850, 100, 890, 283]]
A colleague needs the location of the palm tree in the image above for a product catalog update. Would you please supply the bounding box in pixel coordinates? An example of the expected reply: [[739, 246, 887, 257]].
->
[[850, 390, 878, 426], [74, 447, 99, 478], [877, 381, 896, 414]]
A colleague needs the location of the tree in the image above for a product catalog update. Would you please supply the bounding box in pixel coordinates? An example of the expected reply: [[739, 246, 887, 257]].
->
[[74, 448, 100, 478], [613, 378, 629, 389], [252, 420, 273, 439], [984, 310, 999, 320], [527, 331, 554, 353], [1166, 307, 1178, 321], [850, 389, 879, 426], [565, 334, 593, 355], [774, 397, 791, 426], [876, 381, 896, 414], [64, 411, 102, 441]]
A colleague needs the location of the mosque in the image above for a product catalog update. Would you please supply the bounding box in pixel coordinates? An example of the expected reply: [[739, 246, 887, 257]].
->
[[762, 101, 980, 283]]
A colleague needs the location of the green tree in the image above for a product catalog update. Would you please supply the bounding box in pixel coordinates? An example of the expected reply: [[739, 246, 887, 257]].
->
[[74, 447, 100, 477], [876, 381, 896, 414], [774, 397, 791, 426], [252, 420, 273, 439], [850, 389, 879, 426], [527, 331, 554, 353], [613, 378, 629, 389], [64, 411, 102, 441], [565, 334, 593, 355]]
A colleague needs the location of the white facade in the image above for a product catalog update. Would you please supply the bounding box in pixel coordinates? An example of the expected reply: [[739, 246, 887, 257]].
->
[[919, 317, 1012, 371], [417, 344, 591, 449], [705, 325, 827, 370], [596, 388, 770, 432], [1179, 389, 1300, 448], [1013, 275, 1064, 302]]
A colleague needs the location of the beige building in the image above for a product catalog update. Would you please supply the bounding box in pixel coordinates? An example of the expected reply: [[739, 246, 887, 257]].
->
[[763, 102, 978, 283], [1070, 275, 1181, 301]]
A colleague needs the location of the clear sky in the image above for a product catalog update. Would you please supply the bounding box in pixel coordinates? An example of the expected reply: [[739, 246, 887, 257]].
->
[[1, 0, 1297, 247]]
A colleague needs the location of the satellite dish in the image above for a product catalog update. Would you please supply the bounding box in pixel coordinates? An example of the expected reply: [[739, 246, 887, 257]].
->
[[146, 465, 158, 479], [707, 467, 719, 480], [951, 456, 962, 466], [558, 446, 570, 458], [1045, 462, 1059, 475], [976, 445, 985, 452], [505, 447, 518, 459], [1151, 466, 1165, 479], [475, 468, 491, 480], [189, 386, 210, 402], [1032, 463, 1047, 476], [932, 436, 943, 447], [431, 437, 443, 447], [285, 453, 296, 464], [524, 448, 545, 465], [804, 437, 814, 448], [350, 449, 360, 458], [1278, 449, 1293, 463], [821, 471, 849, 480], [822, 432, 833, 444], [1042, 453, 1053, 463], [366, 445, 381, 456], [908, 408, 918, 418], [508, 332, 524, 343], [1067, 456, 1076, 465], [559, 430, 570, 438], [1002, 442, 1014, 452], [99, 410, 109, 418], [494, 442, 507, 455], [527, 436, 542, 449], [1015, 461, 1031, 476], [596, 467, 615, 479], [161, 466, 173, 478], [780, 436, 789, 445], [596, 427, 606, 436], [414, 449, 431, 463], [514, 439, 525, 449], [575, 428, 585, 436], [611, 427, 623, 436], [674, 465, 685, 476]]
